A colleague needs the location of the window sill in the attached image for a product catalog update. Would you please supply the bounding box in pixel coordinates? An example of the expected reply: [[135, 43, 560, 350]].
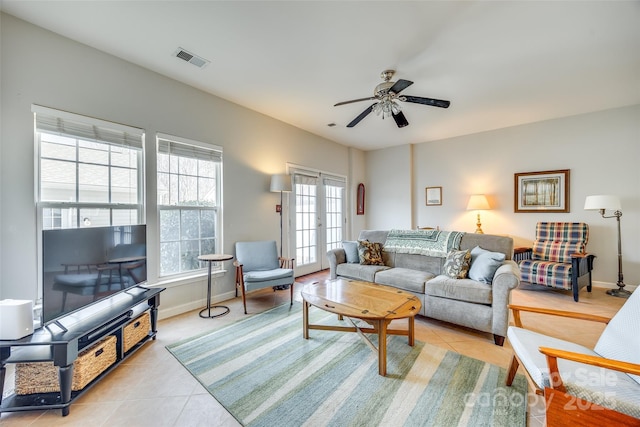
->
[[147, 269, 229, 289]]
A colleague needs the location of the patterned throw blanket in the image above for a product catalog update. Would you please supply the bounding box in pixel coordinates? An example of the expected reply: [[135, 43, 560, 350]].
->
[[384, 229, 465, 257]]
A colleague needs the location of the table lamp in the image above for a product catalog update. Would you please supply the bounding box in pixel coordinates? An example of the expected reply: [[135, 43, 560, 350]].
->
[[466, 194, 490, 234]]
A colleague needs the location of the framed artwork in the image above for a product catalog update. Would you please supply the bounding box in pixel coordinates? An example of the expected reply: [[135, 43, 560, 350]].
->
[[514, 169, 570, 213], [356, 183, 365, 215], [425, 186, 442, 206]]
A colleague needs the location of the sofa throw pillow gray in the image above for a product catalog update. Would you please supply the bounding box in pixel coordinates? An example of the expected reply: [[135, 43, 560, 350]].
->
[[358, 240, 385, 266], [468, 245, 506, 284], [443, 249, 471, 279], [342, 241, 359, 264]]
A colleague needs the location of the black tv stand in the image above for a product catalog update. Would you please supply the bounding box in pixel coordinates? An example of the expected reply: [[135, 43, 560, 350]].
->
[[0, 286, 164, 417]]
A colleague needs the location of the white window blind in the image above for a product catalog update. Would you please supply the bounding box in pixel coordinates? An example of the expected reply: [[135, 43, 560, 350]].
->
[[33, 105, 144, 150]]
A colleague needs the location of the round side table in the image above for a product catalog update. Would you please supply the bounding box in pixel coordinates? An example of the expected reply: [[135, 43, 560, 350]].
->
[[198, 253, 233, 318]]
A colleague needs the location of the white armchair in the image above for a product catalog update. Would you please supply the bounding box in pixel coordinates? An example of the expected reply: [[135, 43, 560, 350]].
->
[[505, 290, 640, 423]]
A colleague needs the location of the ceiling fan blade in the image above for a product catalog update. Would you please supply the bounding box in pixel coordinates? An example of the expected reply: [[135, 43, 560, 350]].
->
[[389, 79, 413, 95], [402, 95, 450, 108], [392, 111, 409, 128], [334, 96, 377, 107], [346, 104, 376, 128]]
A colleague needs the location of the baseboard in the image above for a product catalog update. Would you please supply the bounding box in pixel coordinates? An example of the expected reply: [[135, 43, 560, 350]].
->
[[158, 290, 236, 320], [592, 281, 637, 292]]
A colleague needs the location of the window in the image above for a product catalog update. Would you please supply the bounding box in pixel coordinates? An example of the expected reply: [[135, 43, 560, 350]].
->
[[35, 106, 145, 230], [157, 134, 222, 277]]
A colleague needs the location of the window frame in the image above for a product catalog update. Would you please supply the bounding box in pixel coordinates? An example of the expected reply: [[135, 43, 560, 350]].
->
[[34, 105, 146, 229], [156, 133, 223, 279]]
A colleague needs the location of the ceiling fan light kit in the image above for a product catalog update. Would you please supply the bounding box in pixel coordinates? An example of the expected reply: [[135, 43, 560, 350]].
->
[[334, 70, 450, 128]]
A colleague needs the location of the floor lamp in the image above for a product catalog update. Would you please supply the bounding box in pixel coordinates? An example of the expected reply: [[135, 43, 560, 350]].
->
[[270, 174, 292, 257], [584, 195, 630, 298]]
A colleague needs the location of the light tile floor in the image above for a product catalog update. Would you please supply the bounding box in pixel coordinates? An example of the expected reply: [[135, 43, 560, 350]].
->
[[0, 272, 627, 426]]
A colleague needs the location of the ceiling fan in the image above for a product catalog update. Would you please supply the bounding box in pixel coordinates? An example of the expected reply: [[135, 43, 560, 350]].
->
[[334, 70, 450, 128]]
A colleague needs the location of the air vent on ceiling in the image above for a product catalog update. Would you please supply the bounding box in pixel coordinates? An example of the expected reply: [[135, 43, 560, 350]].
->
[[174, 47, 210, 68]]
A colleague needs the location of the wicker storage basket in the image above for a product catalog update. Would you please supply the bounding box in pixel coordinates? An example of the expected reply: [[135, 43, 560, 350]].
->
[[15, 335, 117, 395], [123, 312, 150, 353]]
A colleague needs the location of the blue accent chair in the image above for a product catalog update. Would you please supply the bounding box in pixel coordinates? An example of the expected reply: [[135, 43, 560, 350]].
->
[[234, 240, 295, 314]]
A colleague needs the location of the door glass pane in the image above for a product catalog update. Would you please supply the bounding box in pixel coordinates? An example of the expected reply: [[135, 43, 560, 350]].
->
[[295, 182, 317, 266], [325, 185, 343, 251]]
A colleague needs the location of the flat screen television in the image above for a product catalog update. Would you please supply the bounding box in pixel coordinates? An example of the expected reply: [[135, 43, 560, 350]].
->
[[42, 224, 147, 325]]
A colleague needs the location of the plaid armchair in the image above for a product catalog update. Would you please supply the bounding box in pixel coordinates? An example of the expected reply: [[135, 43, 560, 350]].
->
[[518, 222, 595, 302]]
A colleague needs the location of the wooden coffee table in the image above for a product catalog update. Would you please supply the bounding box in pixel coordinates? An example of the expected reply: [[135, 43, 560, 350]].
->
[[301, 278, 422, 376]]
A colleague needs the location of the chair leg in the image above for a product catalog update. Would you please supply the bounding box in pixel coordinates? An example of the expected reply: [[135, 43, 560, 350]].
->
[[240, 285, 247, 315], [493, 334, 505, 346], [289, 282, 294, 306], [506, 355, 519, 386]]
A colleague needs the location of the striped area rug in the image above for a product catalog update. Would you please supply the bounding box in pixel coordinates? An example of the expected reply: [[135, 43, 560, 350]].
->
[[167, 303, 527, 427]]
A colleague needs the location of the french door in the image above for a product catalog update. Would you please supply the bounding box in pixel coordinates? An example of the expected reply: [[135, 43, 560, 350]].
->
[[289, 169, 346, 276]]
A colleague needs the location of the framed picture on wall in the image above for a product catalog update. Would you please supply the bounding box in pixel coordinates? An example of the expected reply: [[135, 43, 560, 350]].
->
[[514, 169, 570, 213], [356, 183, 365, 215], [426, 186, 442, 206]]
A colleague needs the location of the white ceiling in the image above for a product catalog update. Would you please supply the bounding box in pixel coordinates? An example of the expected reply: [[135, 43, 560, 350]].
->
[[2, 1, 639, 151]]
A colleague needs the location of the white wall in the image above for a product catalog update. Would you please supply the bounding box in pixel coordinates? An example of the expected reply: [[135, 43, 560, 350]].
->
[[347, 147, 366, 239], [366, 144, 413, 230], [366, 105, 640, 287], [0, 14, 359, 318]]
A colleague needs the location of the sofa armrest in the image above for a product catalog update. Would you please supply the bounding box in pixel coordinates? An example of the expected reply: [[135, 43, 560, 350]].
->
[[490, 260, 521, 338], [327, 248, 346, 280]]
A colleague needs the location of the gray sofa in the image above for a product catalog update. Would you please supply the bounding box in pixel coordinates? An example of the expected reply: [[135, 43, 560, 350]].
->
[[327, 230, 521, 345]]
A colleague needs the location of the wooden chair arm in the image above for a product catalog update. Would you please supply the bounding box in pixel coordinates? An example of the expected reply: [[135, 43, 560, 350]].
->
[[509, 304, 611, 328], [278, 257, 295, 269], [539, 346, 640, 392], [571, 252, 595, 259], [233, 260, 243, 267]]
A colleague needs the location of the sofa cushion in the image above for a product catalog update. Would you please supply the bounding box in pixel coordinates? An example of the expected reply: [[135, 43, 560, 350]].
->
[[358, 240, 385, 265], [425, 275, 493, 305], [468, 246, 505, 284], [374, 268, 434, 294], [443, 250, 471, 279], [336, 263, 389, 283], [391, 252, 442, 274], [342, 241, 359, 264]]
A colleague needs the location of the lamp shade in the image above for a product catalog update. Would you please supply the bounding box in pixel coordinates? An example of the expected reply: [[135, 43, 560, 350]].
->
[[270, 174, 292, 193], [466, 194, 490, 210], [584, 195, 621, 211]]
